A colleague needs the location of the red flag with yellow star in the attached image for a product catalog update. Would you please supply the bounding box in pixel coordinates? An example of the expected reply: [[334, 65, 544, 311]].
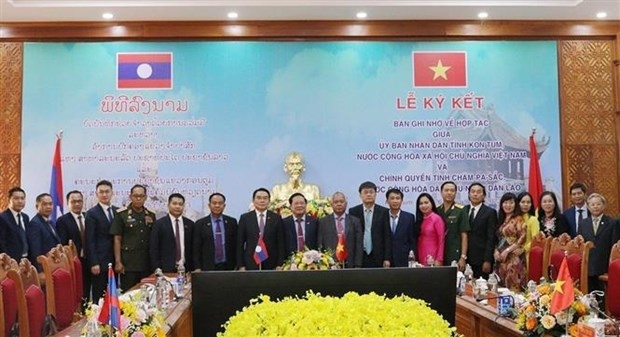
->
[[550, 256, 575, 314], [336, 233, 348, 264], [412, 51, 467, 87]]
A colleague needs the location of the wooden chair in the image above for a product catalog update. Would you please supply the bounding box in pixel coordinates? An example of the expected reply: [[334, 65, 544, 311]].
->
[[603, 240, 620, 317], [528, 231, 552, 282], [1, 253, 19, 337], [545, 233, 593, 294], [6, 258, 47, 337], [63, 240, 84, 318], [37, 245, 76, 330]]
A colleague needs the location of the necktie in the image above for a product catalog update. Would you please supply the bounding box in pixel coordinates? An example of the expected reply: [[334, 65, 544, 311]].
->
[[296, 218, 304, 251], [17, 213, 28, 256], [175, 218, 182, 264], [364, 209, 372, 254], [215, 219, 224, 263], [576, 209, 584, 233], [77, 215, 85, 257], [391, 215, 397, 234], [259, 213, 265, 235], [593, 218, 600, 234], [337, 217, 344, 234], [469, 207, 475, 224], [48, 220, 59, 241], [107, 207, 114, 223]]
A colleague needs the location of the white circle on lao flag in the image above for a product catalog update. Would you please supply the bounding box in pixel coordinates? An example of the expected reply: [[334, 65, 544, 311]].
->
[[255, 246, 262, 253], [136, 63, 153, 79]]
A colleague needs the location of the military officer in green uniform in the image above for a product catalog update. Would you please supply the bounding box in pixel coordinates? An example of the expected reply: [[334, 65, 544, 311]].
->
[[110, 184, 156, 290], [437, 181, 470, 271]]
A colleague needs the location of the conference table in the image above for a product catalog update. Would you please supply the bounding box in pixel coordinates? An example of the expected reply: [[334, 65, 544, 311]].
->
[[455, 295, 522, 337], [54, 281, 192, 337]]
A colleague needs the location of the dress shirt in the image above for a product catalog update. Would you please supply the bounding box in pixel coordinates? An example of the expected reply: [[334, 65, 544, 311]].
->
[[169, 214, 186, 265]]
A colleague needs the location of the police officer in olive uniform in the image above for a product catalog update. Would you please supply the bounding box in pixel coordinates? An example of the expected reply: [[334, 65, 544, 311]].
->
[[110, 184, 156, 291], [437, 181, 470, 270]]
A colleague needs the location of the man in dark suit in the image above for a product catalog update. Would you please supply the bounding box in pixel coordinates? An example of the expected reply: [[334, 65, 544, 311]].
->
[[56, 190, 90, 305], [384, 188, 416, 267], [318, 192, 363, 268], [85, 180, 117, 302], [348, 181, 391, 268], [282, 192, 319, 256], [237, 188, 285, 270], [150, 193, 194, 273], [562, 182, 590, 237], [463, 182, 497, 279], [193, 192, 238, 271], [26, 193, 61, 271], [578, 193, 618, 294], [0, 187, 30, 261]]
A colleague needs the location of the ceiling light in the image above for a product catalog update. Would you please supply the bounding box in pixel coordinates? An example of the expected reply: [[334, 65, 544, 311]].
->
[[227, 12, 238, 19], [356, 12, 368, 19], [596, 12, 607, 19], [102, 13, 114, 20], [477, 12, 489, 19]]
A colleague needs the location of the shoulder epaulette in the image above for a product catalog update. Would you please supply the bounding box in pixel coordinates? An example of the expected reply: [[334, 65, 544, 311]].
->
[[116, 206, 127, 212], [454, 204, 464, 209]]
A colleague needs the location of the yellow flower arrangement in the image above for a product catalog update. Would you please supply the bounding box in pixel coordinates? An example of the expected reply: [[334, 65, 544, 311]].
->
[[82, 290, 166, 337], [218, 291, 459, 336], [269, 198, 332, 218], [281, 249, 338, 270], [516, 282, 592, 337]]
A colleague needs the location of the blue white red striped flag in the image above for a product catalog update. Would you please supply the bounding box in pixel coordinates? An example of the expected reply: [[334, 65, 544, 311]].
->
[[98, 265, 121, 332], [49, 134, 63, 223]]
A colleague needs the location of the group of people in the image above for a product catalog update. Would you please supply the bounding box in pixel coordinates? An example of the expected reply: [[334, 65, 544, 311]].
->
[[1, 178, 618, 307]]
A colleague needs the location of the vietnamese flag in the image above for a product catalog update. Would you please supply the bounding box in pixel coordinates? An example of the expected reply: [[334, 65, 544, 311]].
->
[[413, 51, 467, 87], [550, 256, 575, 314], [528, 132, 544, 208], [336, 233, 348, 264]]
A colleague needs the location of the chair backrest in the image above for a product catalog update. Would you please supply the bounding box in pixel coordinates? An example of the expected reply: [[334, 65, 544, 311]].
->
[[37, 245, 76, 330], [606, 240, 620, 318], [547, 233, 593, 293], [6, 258, 46, 337], [63, 240, 84, 314], [528, 231, 551, 282], [1, 253, 20, 337]]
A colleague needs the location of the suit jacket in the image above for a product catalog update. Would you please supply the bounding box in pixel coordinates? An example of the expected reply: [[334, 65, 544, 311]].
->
[[150, 215, 194, 273], [85, 204, 117, 269], [0, 209, 30, 261], [317, 214, 363, 268], [390, 211, 416, 267], [562, 206, 590, 238], [463, 204, 497, 266], [26, 213, 61, 271], [193, 214, 238, 271], [282, 214, 319, 256], [236, 210, 284, 270], [56, 211, 86, 258], [349, 204, 392, 266], [539, 214, 570, 238], [578, 215, 618, 276]]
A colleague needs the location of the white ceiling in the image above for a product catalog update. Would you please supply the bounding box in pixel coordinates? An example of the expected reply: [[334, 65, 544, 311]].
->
[[1, 0, 619, 22]]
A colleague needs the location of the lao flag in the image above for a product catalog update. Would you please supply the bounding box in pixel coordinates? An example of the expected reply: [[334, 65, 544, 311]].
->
[[253, 236, 269, 265], [117, 52, 173, 90], [49, 135, 63, 223], [412, 51, 467, 87], [98, 265, 121, 332]]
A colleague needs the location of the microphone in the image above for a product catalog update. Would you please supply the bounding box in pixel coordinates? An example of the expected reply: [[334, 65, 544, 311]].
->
[[547, 264, 554, 282]]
